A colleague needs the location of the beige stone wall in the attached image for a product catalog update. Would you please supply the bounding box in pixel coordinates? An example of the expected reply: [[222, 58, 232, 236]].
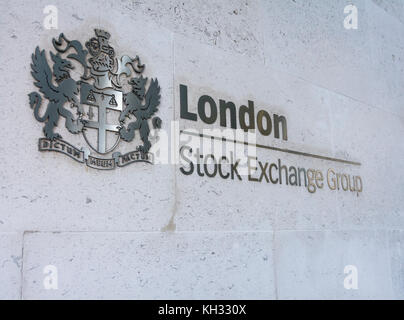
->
[[0, 0, 403, 299]]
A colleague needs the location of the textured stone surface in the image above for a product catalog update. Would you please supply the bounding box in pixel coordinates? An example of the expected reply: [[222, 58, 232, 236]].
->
[[0, 0, 403, 299], [0, 233, 23, 299], [22, 232, 275, 299], [372, 0, 404, 24], [260, 0, 404, 118], [174, 34, 340, 232], [275, 230, 394, 299], [329, 93, 404, 230], [389, 230, 404, 299], [116, 0, 265, 61], [0, 0, 175, 232]]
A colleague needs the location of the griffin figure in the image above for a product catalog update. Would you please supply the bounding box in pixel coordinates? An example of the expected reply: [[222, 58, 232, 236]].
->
[[28, 47, 84, 140], [119, 75, 162, 153]]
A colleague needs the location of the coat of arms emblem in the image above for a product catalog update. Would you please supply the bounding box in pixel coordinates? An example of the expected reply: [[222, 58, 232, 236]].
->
[[28, 29, 162, 169]]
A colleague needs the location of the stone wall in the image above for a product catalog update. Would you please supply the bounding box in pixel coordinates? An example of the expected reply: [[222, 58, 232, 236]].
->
[[0, 0, 403, 299]]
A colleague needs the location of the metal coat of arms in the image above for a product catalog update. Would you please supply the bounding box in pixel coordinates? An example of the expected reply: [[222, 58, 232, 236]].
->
[[28, 29, 162, 170]]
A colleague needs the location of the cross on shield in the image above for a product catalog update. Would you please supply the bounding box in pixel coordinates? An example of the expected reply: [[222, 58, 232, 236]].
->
[[80, 83, 123, 154]]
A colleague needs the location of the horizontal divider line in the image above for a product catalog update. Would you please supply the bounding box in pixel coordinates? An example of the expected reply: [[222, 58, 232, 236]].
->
[[180, 130, 361, 166]]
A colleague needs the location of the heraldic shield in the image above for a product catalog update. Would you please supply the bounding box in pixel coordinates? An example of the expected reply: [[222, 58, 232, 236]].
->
[[80, 83, 123, 154], [28, 28, 162, 170]]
